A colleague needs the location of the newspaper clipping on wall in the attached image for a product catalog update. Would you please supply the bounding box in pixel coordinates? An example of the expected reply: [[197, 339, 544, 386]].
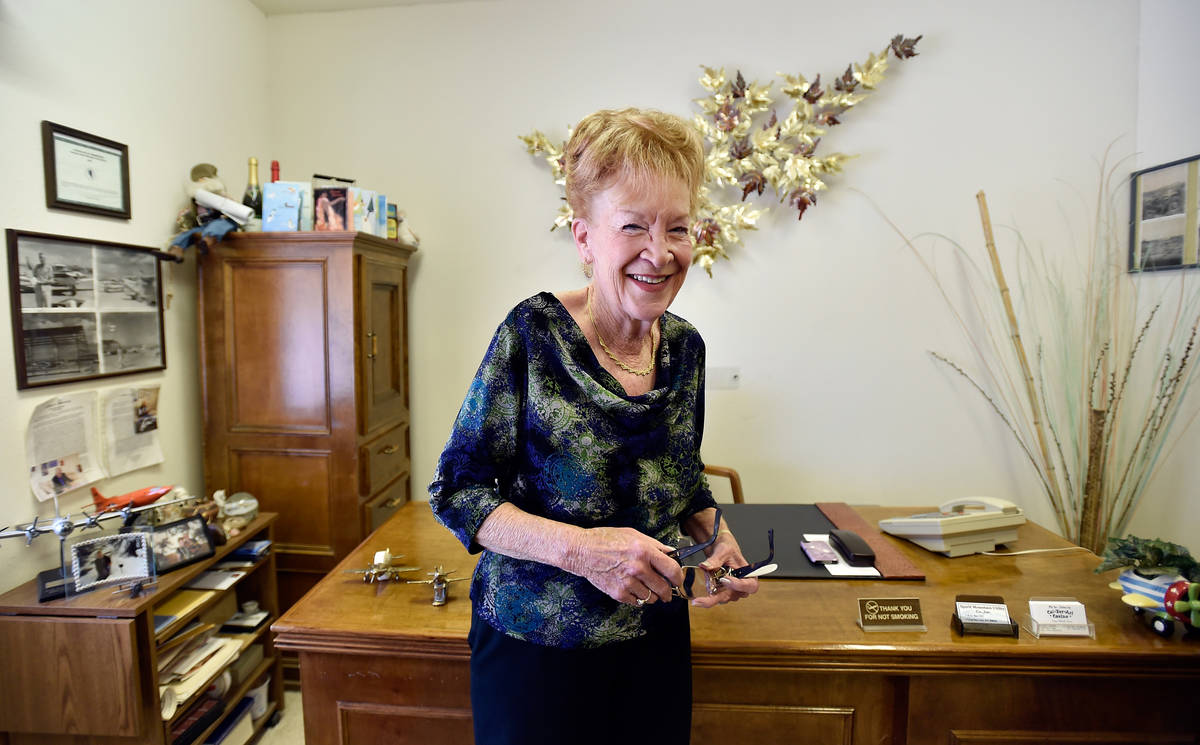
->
[[26, 393, 106, 502], [103, 386, 163, 476]]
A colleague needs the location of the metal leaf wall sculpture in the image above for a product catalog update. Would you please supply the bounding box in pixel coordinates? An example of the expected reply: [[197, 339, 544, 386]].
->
[[520, 34, 922, 276]]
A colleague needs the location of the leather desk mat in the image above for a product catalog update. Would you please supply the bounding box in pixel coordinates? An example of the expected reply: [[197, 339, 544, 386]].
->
[[716, 503, 924, 580]]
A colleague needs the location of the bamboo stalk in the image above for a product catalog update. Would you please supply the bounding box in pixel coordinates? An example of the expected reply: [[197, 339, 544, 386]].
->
[[1078, 407, 1109, 554], [976, 191, 1069, 535]]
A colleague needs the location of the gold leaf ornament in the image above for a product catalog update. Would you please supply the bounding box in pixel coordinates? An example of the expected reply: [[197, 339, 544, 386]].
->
[[519, 34, 921, 275]]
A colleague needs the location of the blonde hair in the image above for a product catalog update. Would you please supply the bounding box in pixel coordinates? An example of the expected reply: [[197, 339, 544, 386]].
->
[[563, 108, 705, 220]]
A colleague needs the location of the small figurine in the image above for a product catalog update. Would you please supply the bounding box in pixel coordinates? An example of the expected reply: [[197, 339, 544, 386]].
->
[[407, 565, 467, 606], [212, 490, 259, 537], [167, 164, 251, 260], [344, 548, 420, 584], [395, 209, 420, 247]]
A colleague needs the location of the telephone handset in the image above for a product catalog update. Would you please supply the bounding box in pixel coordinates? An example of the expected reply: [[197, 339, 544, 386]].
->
[[878, 496, 1027, 557], [938, 496, 1021, 515]]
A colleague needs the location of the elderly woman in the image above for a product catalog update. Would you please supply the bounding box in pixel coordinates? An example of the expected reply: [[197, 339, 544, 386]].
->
[[430, 107, 759, 745]]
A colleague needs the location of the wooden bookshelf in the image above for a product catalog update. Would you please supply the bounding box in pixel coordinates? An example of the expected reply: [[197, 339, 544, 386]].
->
[[0, 513, 284, 744]]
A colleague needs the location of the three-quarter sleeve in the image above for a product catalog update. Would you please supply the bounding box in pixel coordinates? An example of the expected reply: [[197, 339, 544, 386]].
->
[[429, 318, 526, 553]]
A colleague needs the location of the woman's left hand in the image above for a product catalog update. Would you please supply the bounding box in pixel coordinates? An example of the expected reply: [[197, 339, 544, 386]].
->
[[691, 532, 759, 608]]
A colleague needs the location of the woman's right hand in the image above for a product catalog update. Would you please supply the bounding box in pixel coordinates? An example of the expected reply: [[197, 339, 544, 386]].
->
[[565, 527, 683, 607]]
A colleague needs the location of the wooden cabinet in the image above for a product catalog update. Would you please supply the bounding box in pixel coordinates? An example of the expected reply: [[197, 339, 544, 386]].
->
[[0, 513, 282, 745], [198, 232, 416, 611]]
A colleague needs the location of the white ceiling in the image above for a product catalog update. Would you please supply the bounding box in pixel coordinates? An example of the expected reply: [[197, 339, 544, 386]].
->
[[248, 0, 470, 16]]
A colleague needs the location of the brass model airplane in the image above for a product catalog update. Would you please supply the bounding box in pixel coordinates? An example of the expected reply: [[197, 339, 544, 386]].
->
[[344, 548, 420, 583]]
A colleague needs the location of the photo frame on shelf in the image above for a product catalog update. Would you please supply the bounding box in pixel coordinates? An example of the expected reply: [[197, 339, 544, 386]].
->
[[1129, 153, 1200, 272], [41, 121, 131, 219], [70, 532, 151, 593], [151, 516, 215, 575], [6, 229, 166, 389]]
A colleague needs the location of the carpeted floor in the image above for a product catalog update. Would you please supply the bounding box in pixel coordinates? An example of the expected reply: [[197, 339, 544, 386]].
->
[[256, 689, 304, 744]]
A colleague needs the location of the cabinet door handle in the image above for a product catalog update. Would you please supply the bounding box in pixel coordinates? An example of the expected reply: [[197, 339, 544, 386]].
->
[[379, 444, 399, 455], [384, 496, 405, 508], [366, 331, 377, 359]]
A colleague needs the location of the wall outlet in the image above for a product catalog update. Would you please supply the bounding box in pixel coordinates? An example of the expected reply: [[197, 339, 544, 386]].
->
[[707, 366, 741, 390]]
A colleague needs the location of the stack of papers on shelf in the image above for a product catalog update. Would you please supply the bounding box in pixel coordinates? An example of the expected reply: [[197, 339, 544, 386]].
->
[[213, 560, 255, 570], [186, 570, 246, 591], [221, 609, 270, 634], [159, 637, 242, 717], [229, 540, 271, 561], [159, 621, 214, 653]]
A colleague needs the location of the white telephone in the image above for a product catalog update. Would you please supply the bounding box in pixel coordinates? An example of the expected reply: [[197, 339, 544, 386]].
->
[[878, 497, 1026, 557]]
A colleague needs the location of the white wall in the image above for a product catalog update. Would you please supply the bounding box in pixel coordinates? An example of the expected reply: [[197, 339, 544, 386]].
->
[[0, 0, 270, 593], [268, 0, 1198, 543], [1125, 0, 1200, 541], [1, 0, 1195, 595]]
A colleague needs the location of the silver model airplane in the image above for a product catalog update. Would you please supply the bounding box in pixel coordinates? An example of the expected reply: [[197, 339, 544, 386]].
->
[[406, 566, 468, 606]]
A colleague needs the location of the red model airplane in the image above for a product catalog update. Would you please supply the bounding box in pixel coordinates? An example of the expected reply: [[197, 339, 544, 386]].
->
[[91, 485, 175, 513]]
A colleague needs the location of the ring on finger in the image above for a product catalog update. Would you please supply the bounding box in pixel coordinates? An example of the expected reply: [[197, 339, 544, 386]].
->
[[636, 588, 653, 607]]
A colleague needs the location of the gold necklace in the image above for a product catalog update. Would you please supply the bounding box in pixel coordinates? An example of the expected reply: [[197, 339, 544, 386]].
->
[[586, 288, 657, 376]]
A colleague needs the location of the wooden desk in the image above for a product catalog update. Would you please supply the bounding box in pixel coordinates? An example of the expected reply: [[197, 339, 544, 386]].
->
[[273, 503, 1200, 744]]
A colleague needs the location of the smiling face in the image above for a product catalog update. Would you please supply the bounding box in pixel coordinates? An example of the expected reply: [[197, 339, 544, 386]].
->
[[571, 173, 693, 333]]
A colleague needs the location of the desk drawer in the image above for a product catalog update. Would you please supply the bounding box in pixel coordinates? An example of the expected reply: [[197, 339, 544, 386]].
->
[[361, 424, 409, 495], [365, 474, 409, 535]]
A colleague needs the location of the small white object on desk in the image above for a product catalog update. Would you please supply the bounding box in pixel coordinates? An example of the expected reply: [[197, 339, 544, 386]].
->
[[1026, 598, 1093, 638], [955, 599, 1011, 626]]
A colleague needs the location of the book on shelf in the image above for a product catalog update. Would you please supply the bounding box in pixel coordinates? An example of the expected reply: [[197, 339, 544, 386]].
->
[[155, 589, 217, 639], [205, 696, 254, 745], [229, 540, 271, 561], [169, 697, 224, 745]]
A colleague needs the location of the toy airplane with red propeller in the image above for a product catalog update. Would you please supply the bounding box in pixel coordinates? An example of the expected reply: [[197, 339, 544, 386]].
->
[[1111, 568, 1200, 638]]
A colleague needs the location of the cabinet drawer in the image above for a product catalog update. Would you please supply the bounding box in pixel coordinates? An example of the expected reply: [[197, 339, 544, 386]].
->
[[365, 474, 409, 535], [361, 424, 409, 495]]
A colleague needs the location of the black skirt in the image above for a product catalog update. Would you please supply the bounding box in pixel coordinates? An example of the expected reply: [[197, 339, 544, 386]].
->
[[468, 599, 692, 745]]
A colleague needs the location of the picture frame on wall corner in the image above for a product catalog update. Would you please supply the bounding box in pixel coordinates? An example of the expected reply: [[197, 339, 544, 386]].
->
[[1128, 153, 1200, 272], [41, 120, 131, 219], [6, 229, 166, 389]]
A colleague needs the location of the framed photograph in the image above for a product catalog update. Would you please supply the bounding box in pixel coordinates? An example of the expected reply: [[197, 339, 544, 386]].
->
[[70, 532, 151, 592], [1129, 153, 1200, 272], [7, 229, 165, 389], [41, 121, 131, 219], [151, 516, 215, 574]]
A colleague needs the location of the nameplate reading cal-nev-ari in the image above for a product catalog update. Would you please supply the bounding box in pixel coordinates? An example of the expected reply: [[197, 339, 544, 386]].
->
[[857, 597, 927, 632]]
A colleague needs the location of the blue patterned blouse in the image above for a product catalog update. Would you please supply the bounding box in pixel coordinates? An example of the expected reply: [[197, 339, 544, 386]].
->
[[429, 292, 715, 649]]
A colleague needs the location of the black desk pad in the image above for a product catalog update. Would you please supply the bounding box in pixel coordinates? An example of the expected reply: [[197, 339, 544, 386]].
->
[[720, 503, 840, 579]]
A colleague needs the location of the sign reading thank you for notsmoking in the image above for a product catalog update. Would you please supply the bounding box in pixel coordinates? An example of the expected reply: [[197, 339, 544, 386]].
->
[[857, 597, 927, 632]]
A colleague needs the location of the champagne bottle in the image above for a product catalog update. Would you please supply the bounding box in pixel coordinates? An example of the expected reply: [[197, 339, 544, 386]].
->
[[270, 159, 280, 183], [242, 157, 262, 218]]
